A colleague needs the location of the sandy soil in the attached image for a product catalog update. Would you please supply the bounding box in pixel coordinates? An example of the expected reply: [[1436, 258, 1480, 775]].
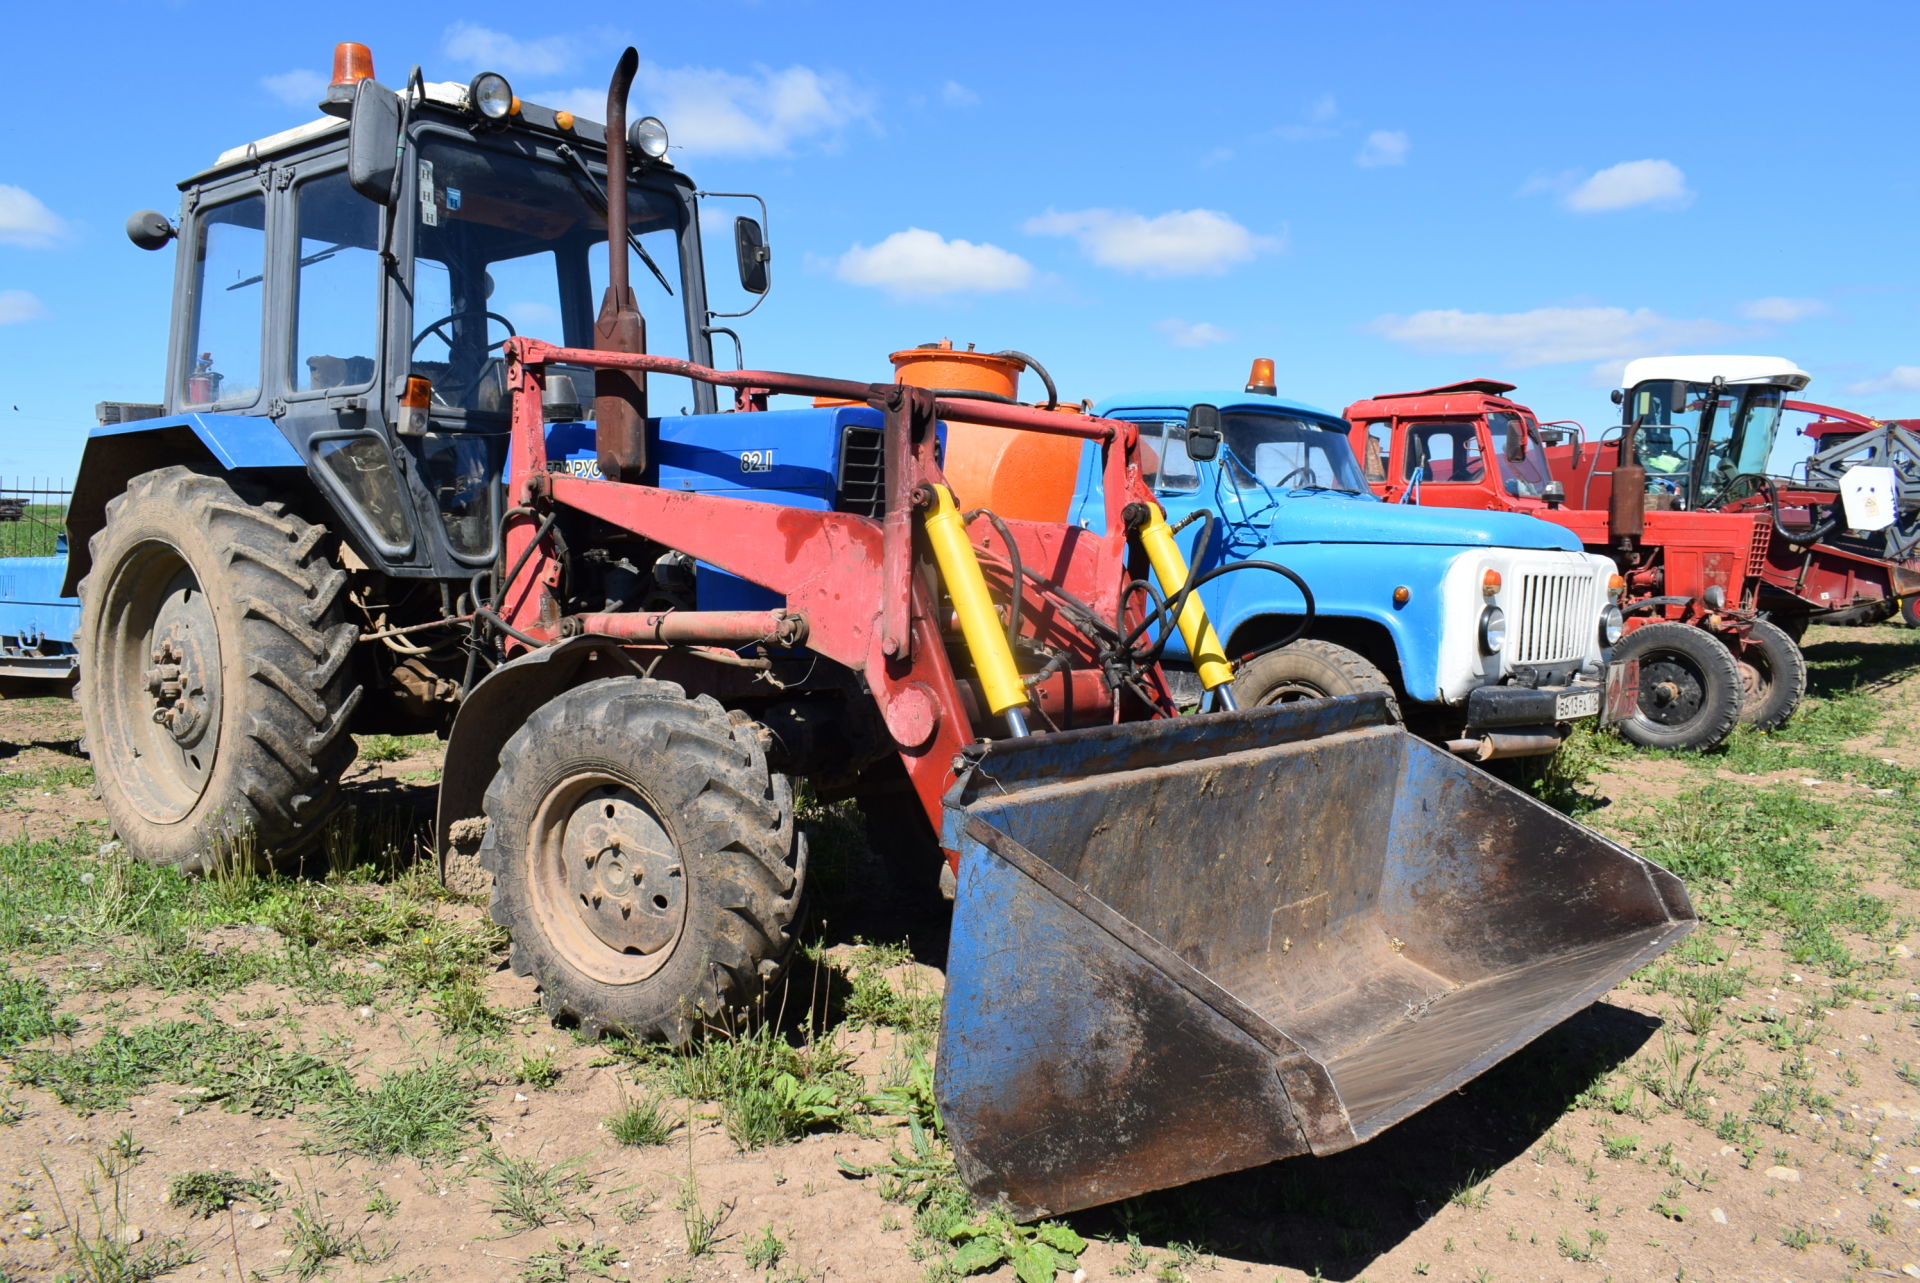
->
[[0, 626, 1915, 1282]]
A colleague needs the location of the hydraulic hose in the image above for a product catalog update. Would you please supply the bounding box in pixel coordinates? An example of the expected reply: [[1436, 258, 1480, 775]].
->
[[964, 508, 1023, 648], [1744, 474, 1842, 547], [992, 350, 1059, 411]]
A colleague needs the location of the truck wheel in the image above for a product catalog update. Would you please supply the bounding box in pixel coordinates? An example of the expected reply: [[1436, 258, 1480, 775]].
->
[[1230, 639, 1402, 721], [478, 677, 805, 1045], [1612, 622, 1742, 751], [1902, 598, 1920, 629], [1729, 617, 1806, 732], [76, 466, 361, 872]]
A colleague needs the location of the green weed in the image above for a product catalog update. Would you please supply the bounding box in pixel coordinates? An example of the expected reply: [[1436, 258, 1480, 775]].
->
[[283, 1192, 393, 1280], [166, 1169, 278, 1219], [485, 1150, 591, 1231], [606, 1090, 675, 1147], [313, 1059, 480, 1161], [520, 1237, 620, 1282], [0, 970, 76, 1049]]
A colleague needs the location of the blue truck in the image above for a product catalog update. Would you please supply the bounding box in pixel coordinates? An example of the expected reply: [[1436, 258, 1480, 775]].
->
[[0, 499, 78, 687], [1068, 368, 1631, 758]]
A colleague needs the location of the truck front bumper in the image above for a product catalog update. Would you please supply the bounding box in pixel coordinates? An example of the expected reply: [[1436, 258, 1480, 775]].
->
[[1453, 661, 1638, 758]]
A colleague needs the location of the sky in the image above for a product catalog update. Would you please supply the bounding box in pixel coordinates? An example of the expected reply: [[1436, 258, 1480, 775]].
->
[[1, 0, 1915, 486]]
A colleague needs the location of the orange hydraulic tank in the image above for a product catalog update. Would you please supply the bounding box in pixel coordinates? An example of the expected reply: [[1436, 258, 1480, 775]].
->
[[892, 340, 1082, 524]]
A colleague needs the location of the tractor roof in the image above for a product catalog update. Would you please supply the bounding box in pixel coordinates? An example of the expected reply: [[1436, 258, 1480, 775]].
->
[[1093, 391, 1345, 426], [1360, 378, 1517, 401], [1619, 355, 1812, 392]]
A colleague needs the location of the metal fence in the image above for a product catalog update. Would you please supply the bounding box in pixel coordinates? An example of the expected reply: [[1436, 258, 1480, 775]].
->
[[0, 480, 70, 560]]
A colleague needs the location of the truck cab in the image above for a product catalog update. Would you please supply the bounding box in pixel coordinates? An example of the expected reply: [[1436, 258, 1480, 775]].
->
[[1069, 367, 1628, 758]]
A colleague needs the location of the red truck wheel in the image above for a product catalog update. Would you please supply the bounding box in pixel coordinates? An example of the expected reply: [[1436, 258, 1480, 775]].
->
[[1729, 618, 1806, 732], [478, 676, 805, 1045], [1611, 622, 1743, 751]]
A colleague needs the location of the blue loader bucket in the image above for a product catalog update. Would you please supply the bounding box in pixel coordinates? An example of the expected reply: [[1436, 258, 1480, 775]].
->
[[935, 695, 1694, 1219]]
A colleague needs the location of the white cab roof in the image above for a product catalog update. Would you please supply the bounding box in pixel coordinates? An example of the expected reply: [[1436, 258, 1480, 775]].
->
[[1620, 355, 1812, 392], [213, 82, 475, 168]]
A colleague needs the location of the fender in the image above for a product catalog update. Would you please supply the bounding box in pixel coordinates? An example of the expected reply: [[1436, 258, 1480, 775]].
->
[[435, 635, 641, 892], [61, 414, 304, 594], [1208, 542, 1463, 702]]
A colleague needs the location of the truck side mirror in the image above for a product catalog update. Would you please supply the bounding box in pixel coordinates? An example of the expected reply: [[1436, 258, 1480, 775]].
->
[[125, 210, 176, 251], [1186, 403, 1222, 462], [734, 217, 771, 294], [347, 79, 403, 205]]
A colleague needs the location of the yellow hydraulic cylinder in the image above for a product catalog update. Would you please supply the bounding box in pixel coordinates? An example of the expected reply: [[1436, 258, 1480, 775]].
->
[[923, 484, 1028, 718], [1136, 505, 1234, 690]]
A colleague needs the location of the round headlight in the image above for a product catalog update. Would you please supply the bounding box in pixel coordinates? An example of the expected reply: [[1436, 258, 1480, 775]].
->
[[469, 72, 514, 121], [1479, 606, 1507, 654], [1600, 603, 1624, 647], [629, 116, 669, 160]]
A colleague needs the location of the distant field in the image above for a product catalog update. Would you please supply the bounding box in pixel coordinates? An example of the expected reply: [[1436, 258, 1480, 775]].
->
[[0, 503, 66, 559]]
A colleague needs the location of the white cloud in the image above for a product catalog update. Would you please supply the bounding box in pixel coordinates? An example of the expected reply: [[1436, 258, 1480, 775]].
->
[[1370, 305, 1732, 368], [554, 62, 874, 157], [1355, 129, 1409, 168], [1024, 207, 1279, 277], [941, 80, 978, 107], [0, 186, 66, 248], [1156, 318, 1231, 348], [0, 290, 45, 325], [261, 68, 328, 108], [1564, 159, 1693, 212], [1738, 296, 1830, 324], [1198, 146, 1234, 168], [1276, 93, 1339, 141], [1308, 93, 1338, 124], [836, 228, 1032, 298], [443, 22, 578, 76], [1846, 366, 1920, 397]]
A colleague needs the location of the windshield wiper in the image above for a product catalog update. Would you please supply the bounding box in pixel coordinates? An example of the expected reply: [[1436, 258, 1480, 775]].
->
[[557, 144, 673, 298], [228, 242, 346, 290]]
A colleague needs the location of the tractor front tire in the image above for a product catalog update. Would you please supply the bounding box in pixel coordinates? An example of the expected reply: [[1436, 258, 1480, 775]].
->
[[1230, 639, 1403, 720], [1612, 621, 1743, 751], [1729, 617, 1807, 732], [77, 467, 361, 873], [478, 677, 805, 1045]]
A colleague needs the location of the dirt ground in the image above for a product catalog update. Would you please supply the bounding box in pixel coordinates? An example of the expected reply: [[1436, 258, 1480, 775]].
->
[[0, 624, 1916, 1282]]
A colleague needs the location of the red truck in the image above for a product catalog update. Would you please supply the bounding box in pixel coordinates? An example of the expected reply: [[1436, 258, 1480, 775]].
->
[[1346, 378, 1800, 751]]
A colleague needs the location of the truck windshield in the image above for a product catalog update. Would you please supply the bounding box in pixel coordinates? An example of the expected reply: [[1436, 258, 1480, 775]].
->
[[1221, 413, 1367, 494], [1491, 411, 1555, 498], [409, 133, 690, 418], [1625, 381, 1790, 506]]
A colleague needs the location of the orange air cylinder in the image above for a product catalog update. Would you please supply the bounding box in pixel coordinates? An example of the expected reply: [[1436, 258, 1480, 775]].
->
[[891, 341, 1083, 523]]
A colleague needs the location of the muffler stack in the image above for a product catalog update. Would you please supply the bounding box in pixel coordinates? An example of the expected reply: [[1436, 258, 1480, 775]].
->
[[936, 695, 1693, 1219]]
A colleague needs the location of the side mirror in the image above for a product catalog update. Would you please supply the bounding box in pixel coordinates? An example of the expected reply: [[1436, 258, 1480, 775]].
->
[[734, 216, 770, 294], [125, 210, 175, 251], [1504, 425, 1527, 463], [347, 79, 403, 205], [1186, 403, 1222, 463]]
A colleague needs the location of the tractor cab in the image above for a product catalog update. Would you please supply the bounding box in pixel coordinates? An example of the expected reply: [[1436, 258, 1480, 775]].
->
[[1347, 379, 1567, 512], [102, 43, 767, 584]]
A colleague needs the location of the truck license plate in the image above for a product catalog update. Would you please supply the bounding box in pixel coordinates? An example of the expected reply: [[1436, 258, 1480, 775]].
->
[[1556, 690, 1601, 720]]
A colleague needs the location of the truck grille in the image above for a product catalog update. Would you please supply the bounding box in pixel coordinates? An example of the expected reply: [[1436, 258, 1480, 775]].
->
[[1746, 515, 1770, 583], [1511, 572, 1598, 665]]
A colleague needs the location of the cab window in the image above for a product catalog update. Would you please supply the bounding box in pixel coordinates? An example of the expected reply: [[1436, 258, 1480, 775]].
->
[[1135, 421, 1199, 493], [182, 193, 267, 409], [1360, 421, 1389, 482], [1405, 422, 1484, 483], [293, 170, 380, 392]]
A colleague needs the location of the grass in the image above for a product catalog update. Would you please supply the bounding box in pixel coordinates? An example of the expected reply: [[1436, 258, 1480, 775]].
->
[[312, 1059, 481, 1161], [283, 1191, 393, 1280], [485, 1150, 592, 1231], [645, 1016, 864, 1150], [521, 1237, 621, 1282], [606, 1089, 676, 1146], [166, 1169, 277, 1218], [0, 970, 77, 1049], [11, 1020, 345, 1115]]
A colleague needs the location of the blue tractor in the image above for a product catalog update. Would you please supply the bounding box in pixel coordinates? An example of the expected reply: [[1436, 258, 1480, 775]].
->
[[1069, 364, 1634, 759]]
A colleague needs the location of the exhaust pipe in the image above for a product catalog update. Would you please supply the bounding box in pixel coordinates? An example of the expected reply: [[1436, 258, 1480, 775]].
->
[[594, 46, 648, 483], [1608, 415, 1647, 557], [1445, 728, 1570, 761]]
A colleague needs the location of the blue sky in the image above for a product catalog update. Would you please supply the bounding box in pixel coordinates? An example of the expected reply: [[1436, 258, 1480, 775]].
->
[[1, 0, 1914, 484]]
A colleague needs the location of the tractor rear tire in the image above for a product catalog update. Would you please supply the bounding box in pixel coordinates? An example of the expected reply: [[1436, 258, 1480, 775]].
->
[[478, 677, 805, 1045], [1230, 639, 1403, 720], [76, 467, 361, 873], [1730, 617, 1806, 732], [1612, 621, 1743, 751]]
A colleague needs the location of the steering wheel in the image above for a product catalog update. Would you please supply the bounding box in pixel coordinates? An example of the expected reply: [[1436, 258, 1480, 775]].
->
[[1271, 465, 1317, 491], [410, 311, 518, 406]]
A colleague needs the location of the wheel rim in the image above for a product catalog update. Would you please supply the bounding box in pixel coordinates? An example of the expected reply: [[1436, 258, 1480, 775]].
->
[[526, 771, 689, 984], [1736, 655, 1770, 706], [97, 541, 223, 823], [1636, 652, 1710, 728], [1253, 679, 1333, 706]]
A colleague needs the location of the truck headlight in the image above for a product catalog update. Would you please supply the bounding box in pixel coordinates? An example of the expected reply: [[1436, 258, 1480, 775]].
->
[[469, 72, 515, 121], [1479, 606, 1506, 654], [630, 116, 669, 160], [1600, 603, 1624, 646]]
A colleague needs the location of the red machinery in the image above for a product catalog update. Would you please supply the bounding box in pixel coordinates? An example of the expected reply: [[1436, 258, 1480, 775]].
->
[[1347, 379, 1800, 750]]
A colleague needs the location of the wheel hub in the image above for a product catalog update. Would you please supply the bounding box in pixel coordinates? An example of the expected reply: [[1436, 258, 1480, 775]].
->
[[1640, 661, 1705, 726], [555, 787, 685, 957], [144, 621, 214, 747]]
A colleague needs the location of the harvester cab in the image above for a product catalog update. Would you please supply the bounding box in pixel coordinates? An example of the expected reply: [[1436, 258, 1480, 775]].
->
[[65, 43, 1696, 1220]]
